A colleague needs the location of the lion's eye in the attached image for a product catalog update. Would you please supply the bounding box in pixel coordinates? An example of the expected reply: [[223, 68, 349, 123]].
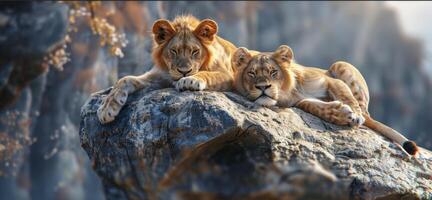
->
[[170, 49, 177, 56], [271, 70, 278, 78], [248, 72, 255, 78], [192, 49, 199, 57]]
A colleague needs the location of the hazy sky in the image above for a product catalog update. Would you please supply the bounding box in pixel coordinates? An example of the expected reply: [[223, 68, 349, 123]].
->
[[386, 1, 432, 75]]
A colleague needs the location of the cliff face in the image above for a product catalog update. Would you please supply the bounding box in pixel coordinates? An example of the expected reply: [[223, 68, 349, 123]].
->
[[80, 88, 432, 200]]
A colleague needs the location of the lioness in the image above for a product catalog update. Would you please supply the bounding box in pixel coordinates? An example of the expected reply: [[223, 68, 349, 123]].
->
[[232, 45, 418, 156], [97, 15, 236, 124]]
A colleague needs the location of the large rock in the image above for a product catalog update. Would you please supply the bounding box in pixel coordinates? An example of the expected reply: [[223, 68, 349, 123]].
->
[[79, 87, 432, 200]]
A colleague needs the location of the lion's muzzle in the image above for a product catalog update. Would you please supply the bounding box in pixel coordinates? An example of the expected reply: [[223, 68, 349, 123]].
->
[[177, 68, 192, 76]]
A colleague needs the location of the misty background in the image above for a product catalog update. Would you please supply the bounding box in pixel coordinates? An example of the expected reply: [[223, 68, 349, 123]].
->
[[387, 1, 432, 76], [0, 1, 430, 200]]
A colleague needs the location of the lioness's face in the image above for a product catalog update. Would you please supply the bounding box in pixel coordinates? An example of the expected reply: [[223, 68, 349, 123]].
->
[[232, 46, 294, 107], [152, 18, 218, 81], [241, 55, 283, 106], [162, 35, 208, 80]]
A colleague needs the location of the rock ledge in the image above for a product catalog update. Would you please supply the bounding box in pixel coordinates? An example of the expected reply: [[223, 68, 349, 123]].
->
[[79, 88, 432, 200]]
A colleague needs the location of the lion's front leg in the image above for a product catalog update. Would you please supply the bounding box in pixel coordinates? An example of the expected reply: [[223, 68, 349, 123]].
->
[[175, 71, 233, 91], [97, 68, 168, 124]]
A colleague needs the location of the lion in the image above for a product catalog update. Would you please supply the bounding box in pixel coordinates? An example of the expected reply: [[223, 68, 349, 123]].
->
[[232, 45, 419, 156], [97, 15, 237, 124]]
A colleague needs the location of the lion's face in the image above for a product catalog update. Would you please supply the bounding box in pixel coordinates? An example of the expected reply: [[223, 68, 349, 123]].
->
[[232, 45, 294, 107], [152, 17, 217, 81], [241, 55, 283, 106], [161, 35, 208, 80]]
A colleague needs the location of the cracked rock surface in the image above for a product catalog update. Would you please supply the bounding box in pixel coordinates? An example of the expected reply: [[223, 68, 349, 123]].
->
[[79, 87, 432, 200]]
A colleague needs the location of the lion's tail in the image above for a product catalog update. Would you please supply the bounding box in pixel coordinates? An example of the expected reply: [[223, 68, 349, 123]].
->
[[363, 115, 418, 156]]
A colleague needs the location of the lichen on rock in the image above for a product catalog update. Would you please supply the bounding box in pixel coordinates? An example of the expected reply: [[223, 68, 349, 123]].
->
[[80, 87, 432, 200]]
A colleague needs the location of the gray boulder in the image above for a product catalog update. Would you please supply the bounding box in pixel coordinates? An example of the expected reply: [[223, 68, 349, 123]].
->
[[79, 87, 432, 200]]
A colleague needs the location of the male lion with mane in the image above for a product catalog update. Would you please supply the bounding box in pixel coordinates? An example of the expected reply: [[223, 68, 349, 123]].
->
[[97, 15, 237, 124]]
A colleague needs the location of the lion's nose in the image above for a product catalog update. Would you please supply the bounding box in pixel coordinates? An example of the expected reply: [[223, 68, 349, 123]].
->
[[177, 68, 192, 76], [255, 84, 271, 91]]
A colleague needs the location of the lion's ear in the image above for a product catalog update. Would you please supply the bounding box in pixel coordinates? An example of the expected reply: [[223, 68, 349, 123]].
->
[[194, 19, 218, 42], [232, 47, 252, 69], [272, 45, 294, 64], [152, 19, 176, 45]]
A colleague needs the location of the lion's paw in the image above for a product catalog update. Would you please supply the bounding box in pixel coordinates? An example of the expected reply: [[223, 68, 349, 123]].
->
[[176, 76, 206, 91], [338, 104, 365, 127], [97, 88, 128, 124], [348, 112, 365, 127]]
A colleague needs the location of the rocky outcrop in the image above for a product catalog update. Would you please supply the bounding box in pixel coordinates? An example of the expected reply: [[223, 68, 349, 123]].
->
[[80, 88, 432, 200]]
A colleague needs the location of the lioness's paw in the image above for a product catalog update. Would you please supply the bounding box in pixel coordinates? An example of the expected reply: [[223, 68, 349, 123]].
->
[[97, 89, 128, 124], [176, 76, 206, 91], [348, 112, 365, 127], [337, 104, 364, 127]]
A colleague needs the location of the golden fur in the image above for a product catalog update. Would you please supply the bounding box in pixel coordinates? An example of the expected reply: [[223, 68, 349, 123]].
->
[[97, 15, 237, 124], [232, 45, 419, 156], [151, 15, 237, 91]]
